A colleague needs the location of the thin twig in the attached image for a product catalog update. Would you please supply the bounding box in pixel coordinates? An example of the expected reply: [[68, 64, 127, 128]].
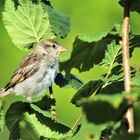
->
[[122, 0, 134, 133], [71, 112, 84, 130], [49, 86, 57, 120]]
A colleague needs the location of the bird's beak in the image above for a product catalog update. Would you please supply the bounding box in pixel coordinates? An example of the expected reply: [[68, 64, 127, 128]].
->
[[57, 46, 67, 52]]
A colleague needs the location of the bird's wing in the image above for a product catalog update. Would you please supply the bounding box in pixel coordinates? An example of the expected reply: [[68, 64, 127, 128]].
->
[[4, 52, 42, 91]]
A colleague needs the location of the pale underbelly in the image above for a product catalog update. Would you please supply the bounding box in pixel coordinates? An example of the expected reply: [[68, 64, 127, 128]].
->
[[14, 65, 57, 99]]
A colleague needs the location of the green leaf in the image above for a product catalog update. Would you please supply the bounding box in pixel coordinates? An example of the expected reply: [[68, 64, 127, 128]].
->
[[55, 73, 83, 90], [132, 68, 140, 87], [71, 80, 104, 106], [5, 100, 72, 139], [30, 104, 52, 118], [44, 5, 70, 38], [130, 34, 140, 48], [133, 103, 140, 134], [9, 121, 21, 140], [78, 94, 128, 124], [100, 66, 135, 94], [71, 118, 107, 140], [105, 65, 124, 82], [0, 100, 4, 132], [3, 0, 55, 50], [101, 81, 124, 94], [5, 102, 29, 131], [60, 23, 122, 75], [19, 113, 40, 140], [34, 112, 71, 136], [18, 112, 72, 140], [99, 41, 121, 68], [33, 94, 56, 111]]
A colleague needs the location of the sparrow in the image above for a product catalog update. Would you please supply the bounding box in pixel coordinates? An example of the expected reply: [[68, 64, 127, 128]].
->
[[0, 40, 67, 100]]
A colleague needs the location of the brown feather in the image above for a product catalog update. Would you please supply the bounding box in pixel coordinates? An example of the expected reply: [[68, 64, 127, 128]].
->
[[4, 52, 42, 91]]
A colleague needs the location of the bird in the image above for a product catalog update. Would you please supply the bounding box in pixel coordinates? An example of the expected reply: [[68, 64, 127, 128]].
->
[[0, 40, 67, 101]]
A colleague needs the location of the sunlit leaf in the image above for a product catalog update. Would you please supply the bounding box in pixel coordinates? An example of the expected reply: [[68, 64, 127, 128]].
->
[[100, 41, 121, 68], [5, 100, 72, 139], [0, 100, 4, 132], [3, 0, 55, 50]]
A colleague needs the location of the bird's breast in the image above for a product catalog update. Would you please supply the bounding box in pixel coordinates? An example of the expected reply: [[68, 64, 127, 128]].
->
[[14, 62, 58, 98]]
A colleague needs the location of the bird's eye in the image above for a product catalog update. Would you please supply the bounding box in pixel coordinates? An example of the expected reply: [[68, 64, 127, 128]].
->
[[52, 44, 56, 48]]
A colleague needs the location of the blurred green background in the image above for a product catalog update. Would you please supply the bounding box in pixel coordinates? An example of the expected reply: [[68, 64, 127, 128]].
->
[[0, 0, 140, 139]]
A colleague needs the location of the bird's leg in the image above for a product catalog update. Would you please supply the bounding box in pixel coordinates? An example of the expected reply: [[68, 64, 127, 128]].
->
[[49, 86, 57, 121]]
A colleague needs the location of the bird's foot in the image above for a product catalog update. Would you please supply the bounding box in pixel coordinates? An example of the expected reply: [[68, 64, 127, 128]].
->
[[51, 105, 57, 121], [49, 87, 57, 121]]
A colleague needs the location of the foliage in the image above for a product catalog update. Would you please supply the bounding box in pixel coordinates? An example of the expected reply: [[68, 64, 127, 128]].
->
[[2, 0, 70, 50], [0, 100, 4, 132], [5, 99, 72, 139], [1, 0, 140, 140]]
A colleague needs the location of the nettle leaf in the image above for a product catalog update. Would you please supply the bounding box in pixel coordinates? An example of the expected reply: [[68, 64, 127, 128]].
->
[[5, 99, 72, 139], [71, 80, 104, 106], [101, 66, 136, 94], [78, 94, 128, 124], [18, 113, 40, 140], [106, 65, 124, 82], [44, 5, 70, 38], [60, 23, 122, 75], [30, 104, 52, 118], [0, 100, 4, 132], [33, 94, 56, 111], [130, 35, 140, 48], [3, 0, 55, 50], [18, 113, 71, 140], [34, 112, 71, 137], [119, 0, 140, 14], [71, 118, 107, 140], [55, 73, 83, 90], [100, 41, 121, 68], [5, 102, 30, 131], [101, 81, 124, 94], [100, 65, 124, 94]]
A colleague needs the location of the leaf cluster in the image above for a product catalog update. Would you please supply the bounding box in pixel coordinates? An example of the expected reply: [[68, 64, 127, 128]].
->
[[3, 0, 70, 50], [60, 20, 140, 139]]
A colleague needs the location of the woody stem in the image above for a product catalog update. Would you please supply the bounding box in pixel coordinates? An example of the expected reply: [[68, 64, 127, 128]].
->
[[122, 0, 134, 133]]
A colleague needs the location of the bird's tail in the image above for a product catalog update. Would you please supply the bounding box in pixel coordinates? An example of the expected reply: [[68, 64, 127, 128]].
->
[[0, 88, 13, 97]]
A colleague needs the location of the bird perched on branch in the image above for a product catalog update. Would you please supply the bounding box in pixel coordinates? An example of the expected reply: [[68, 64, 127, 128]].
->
[[0, 40, 67, 100]]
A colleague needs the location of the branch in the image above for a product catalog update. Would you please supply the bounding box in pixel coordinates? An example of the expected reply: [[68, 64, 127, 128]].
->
[[122, 0, 134, 133], [71, 112, 83, 131]]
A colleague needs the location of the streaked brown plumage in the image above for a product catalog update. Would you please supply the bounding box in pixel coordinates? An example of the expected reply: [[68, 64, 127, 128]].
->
[[0, 40, 67, 100]]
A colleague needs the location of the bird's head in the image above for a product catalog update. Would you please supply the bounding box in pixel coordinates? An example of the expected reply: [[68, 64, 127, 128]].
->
[[37, 40, 67, 58]]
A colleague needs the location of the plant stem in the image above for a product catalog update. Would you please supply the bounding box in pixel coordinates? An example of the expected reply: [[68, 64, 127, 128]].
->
[[122, 0, 134, 133], [71, 112, 83, 130], [49, 86, 57, 120]]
